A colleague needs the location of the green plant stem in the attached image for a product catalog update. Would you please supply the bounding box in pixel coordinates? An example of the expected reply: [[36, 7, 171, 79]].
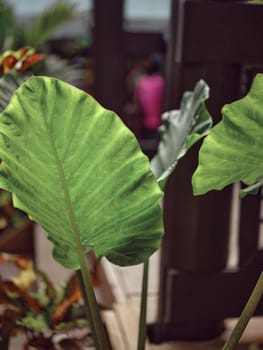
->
[[137, 259, 149, 350], [76, 250, 110, 350], [223, 271, 263, 350], [76, 270, 96, 336]]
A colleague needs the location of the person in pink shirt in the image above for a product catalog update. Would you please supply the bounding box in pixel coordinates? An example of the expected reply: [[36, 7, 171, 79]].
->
[[134, 55, 165, 139]]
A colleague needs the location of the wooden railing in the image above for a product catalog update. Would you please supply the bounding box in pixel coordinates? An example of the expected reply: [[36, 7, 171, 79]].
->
[[149, 0, 263, 343]]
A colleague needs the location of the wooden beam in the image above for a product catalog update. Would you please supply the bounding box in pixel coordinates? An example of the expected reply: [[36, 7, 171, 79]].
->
[[93, 0, 125, 115]]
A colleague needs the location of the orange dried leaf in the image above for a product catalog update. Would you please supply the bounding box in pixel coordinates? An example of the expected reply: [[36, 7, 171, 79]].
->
[[19, 47, 31, 57], [51, 274, 82, 326], [19, 53, 45, 72], [2, 55, 18, 73], [0, 281, 42, 313]]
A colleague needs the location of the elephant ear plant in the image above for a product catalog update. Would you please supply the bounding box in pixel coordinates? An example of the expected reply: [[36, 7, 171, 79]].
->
[[192, 73, 263, 350], [0, 76, 212, 349], [0, 76, 164, 349]]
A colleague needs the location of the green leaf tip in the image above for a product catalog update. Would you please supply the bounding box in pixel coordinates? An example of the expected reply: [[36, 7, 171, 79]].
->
[[151, 79, 212, 188], [192, 73, 263, 196], [0, 76, 164, 269]]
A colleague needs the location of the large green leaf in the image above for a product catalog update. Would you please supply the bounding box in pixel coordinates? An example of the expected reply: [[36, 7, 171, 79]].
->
[[0, 76, 163, 269], [192, 73, 263, 196], [150, 79, 212, 187], [0, 0, 14, 51]]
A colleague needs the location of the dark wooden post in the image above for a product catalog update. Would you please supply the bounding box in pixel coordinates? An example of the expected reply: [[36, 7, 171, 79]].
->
[[93, 0, 125, 116], [149, 0, 263, 343], [238, 193, 262, 268]]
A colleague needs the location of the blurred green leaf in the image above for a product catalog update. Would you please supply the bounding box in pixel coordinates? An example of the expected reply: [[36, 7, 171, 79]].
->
[[23, 2, 75, 49], [17, 313, 49, 331], [151, 79, 211, 188], [0, 0, 75, 50], [0, 0, 14, 50]]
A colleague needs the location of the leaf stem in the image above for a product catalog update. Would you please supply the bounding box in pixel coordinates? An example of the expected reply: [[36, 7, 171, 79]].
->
[[137, 259, 149, 350], [223, 271, 263, 350], [76, 270, 96, 341], [76, 248, 110, 350]]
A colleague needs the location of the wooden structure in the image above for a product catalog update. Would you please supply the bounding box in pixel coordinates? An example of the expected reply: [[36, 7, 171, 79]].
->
[[93, 0, 166, 145], [93, 0, 125, 116], [148, 0, 263, 343]]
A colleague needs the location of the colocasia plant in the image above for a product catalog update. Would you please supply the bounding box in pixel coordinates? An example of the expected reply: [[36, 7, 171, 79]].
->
[[192, 73, 263, 350], [0, 72, 211, 349]]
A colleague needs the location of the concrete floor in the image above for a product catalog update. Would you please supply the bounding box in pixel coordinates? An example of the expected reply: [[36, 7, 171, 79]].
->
[[102, 252, 263, 350]]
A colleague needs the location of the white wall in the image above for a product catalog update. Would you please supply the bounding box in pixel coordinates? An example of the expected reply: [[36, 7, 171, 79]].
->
[[124, 0, 171, 19], [6, 0, 92, 16], [7, 0, 171, 19]]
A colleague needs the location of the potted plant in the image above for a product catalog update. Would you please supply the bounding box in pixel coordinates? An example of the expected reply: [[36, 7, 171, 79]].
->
[[0, 64, 212, 349]]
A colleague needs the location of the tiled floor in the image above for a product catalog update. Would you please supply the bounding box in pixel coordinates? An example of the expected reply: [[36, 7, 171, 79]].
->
[[102, 252, 263, 350]]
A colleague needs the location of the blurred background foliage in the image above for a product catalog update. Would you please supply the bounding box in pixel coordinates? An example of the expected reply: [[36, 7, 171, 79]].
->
[[0, 0, 75, 51]]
